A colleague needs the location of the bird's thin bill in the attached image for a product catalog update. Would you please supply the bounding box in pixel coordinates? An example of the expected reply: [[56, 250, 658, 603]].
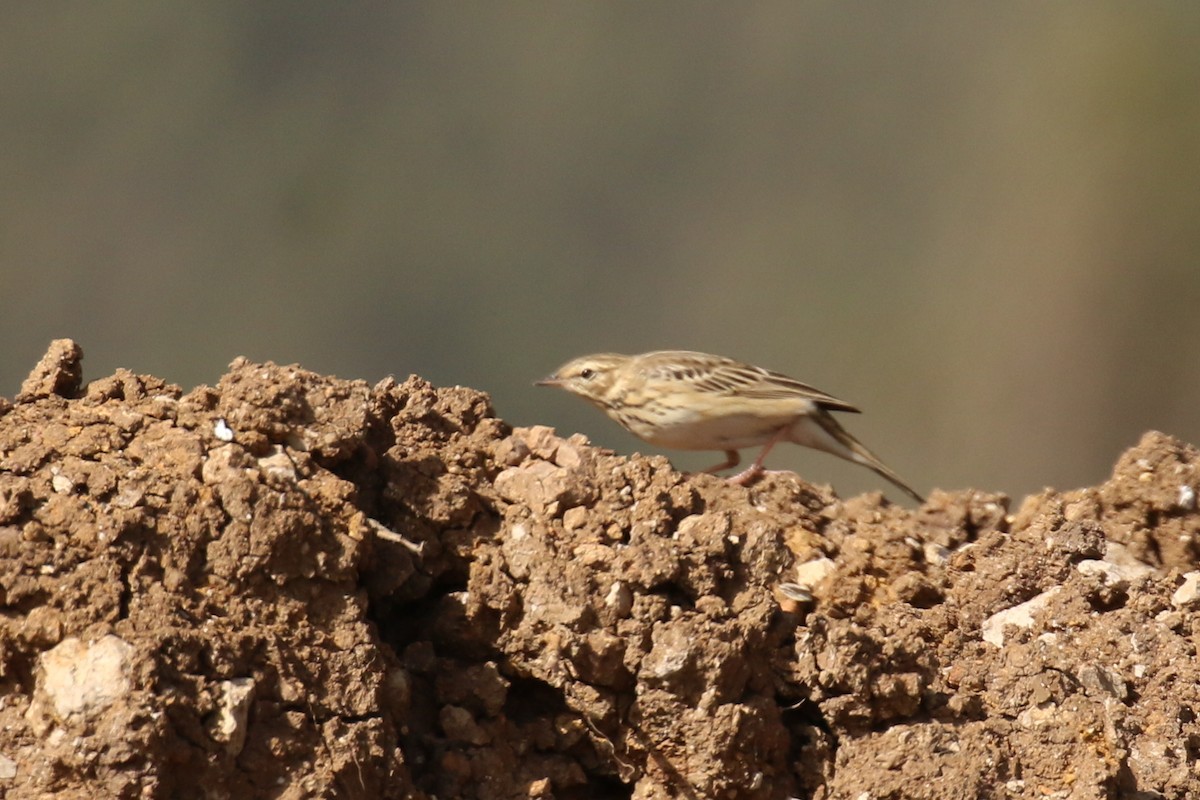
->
[[533, 376, 561, 387]]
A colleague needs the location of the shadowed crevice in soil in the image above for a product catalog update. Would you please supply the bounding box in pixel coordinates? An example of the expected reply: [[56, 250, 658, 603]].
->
[[1, 340, 1198, 799]]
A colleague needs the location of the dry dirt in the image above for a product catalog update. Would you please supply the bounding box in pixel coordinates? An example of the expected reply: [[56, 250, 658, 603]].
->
[[0, 339, 1197, 800]]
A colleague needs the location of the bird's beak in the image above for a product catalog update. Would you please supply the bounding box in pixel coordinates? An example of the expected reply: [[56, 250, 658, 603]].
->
[[534, 375, 562, 387]]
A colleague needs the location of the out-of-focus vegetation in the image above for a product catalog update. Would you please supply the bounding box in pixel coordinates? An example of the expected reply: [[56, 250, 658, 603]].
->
[[3, 4, 1198, 500]]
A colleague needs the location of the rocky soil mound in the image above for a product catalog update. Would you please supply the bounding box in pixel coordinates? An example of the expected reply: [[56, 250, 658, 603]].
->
[[0, 340, 1197, 799]]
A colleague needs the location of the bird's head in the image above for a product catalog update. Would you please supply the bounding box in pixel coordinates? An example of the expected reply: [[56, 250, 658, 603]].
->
[[535, 353, 629, 405]]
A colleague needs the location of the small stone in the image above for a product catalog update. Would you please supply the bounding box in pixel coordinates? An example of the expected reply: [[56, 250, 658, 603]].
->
[[514, 425, 562, 460], [604, 582, 633, 618], [1076, 664, 1128, 701], [923, 542, 950, 565], [562, 506, 589, 531], [35, 635, 134, 720], [1017, 702, 1063, 728], [791, 557, 836, 589], [1155, 609, 1183, 630], [1171, 572, 1200, 609], [494, 436, 531, 467], [22, 606, 63, 647], [206, 678, 256, 755], [257, 448, 295, 481], [494, 460, 581, 512], [213, 418, 235, 442], [527, 777, 553, 797], [981, 587, 1062, 647], [1178, 484, 1197, 511], [572, 543, 613, 567], [553, 440, 584, 469], [642, 623, 697, 683]]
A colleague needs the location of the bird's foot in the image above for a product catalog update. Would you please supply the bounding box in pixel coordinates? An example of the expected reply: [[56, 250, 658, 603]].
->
[[726, 467, 791, 486], [726, 466, 760, 486]]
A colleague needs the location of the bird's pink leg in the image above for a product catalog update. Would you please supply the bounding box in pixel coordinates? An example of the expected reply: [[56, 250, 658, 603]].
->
[[727, 427, 790, 486]]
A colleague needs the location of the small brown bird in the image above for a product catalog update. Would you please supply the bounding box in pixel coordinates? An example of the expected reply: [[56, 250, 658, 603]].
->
[[536, 350, 923, 503]]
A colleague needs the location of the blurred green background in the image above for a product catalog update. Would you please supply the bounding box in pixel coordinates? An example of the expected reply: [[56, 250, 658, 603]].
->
[[3, 3, 1199, 501]]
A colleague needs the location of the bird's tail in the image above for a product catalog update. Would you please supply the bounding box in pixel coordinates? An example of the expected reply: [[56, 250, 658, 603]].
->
[[789, 410, 925, 503]]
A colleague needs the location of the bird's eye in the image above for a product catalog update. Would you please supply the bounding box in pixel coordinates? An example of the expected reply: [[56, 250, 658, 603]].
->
[[579, 368, 595, 380]]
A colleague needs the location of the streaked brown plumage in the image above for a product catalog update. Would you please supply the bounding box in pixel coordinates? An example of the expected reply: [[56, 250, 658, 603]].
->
[[536, 350, 923, 503]]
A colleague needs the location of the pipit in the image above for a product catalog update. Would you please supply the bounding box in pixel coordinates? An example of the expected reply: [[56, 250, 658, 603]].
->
[[536, 350, 924, 503]]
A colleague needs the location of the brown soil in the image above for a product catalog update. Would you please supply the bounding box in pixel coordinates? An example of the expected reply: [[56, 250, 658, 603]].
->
[[1, 340, 1197, 799]]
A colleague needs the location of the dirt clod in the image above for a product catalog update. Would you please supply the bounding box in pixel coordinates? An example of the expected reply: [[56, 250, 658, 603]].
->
[[1, 341, 1197, 799], [17, 338, 84, 402]]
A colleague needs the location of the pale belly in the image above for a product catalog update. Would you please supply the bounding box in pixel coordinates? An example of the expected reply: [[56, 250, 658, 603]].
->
[[619, 409, 797, 452]]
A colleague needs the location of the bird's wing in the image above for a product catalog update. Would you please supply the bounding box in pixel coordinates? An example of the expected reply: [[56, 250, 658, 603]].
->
[[641, 351, 861, 413]]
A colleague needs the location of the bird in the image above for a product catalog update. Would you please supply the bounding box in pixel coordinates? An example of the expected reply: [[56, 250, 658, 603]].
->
[[535, 350, 924, 503]]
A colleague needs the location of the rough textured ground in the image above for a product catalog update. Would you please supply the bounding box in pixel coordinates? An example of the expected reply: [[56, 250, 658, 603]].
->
[[0, 339, 1197, 799]]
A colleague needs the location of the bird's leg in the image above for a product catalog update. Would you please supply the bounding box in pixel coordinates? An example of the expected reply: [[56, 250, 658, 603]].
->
[[727, 427, 790, 486], [702, 450, 740, 474]]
